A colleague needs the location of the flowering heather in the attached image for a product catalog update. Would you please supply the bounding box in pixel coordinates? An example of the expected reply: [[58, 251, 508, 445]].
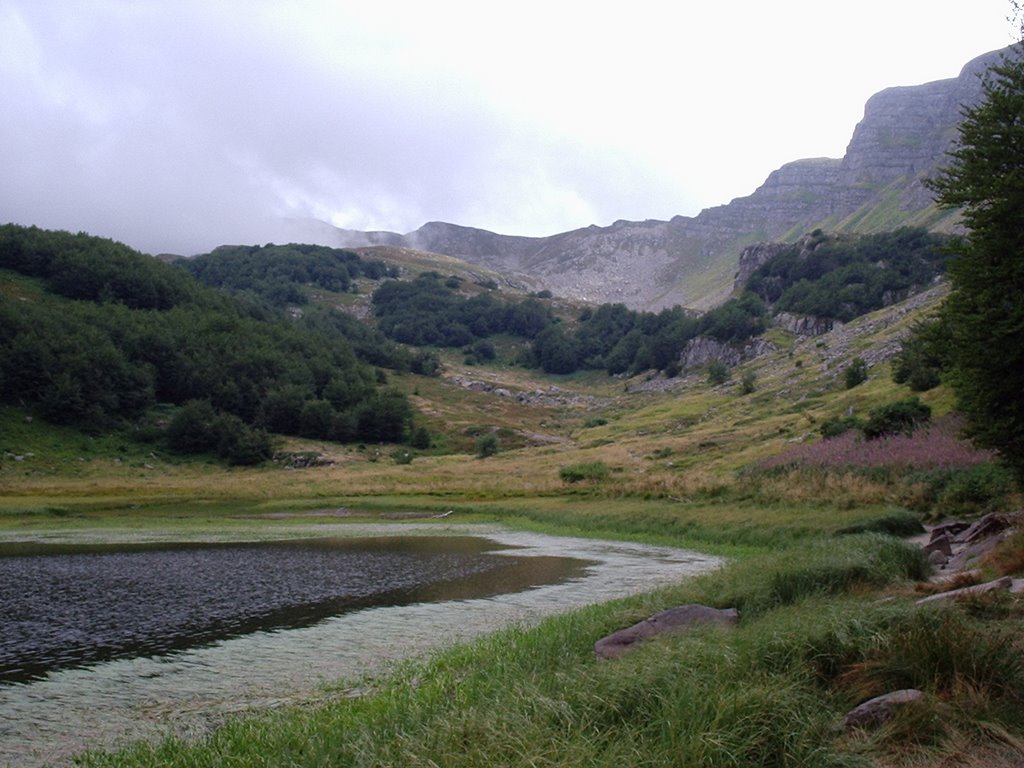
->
[[759, 416, 995, 472]]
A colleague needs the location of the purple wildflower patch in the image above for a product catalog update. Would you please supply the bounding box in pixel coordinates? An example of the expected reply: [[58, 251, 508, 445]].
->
[[759, 416, 995, 472]]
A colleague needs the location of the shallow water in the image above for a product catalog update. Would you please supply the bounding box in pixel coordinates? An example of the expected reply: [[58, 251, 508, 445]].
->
[[0, 523, 721, 766], [0, 535, 589, 684]]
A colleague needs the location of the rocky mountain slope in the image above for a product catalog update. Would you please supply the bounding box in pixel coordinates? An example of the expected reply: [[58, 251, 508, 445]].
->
[[311, 47, 1008, 311]]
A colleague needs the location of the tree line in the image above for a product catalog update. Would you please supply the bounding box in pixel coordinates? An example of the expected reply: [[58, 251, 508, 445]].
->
[[369, 271, 769, 376]]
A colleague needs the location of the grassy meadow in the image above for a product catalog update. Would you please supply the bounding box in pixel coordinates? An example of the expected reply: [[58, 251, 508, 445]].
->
[[2, 291, 1023, 766]]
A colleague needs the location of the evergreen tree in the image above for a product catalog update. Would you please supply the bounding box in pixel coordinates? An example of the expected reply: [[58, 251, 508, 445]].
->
[[929, 46, 1024, 480]]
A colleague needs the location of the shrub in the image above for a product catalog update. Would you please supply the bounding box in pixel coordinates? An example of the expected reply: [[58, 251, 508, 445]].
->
[[740, 370, 757, 394], [410, 426, 432, 449], [844, 357, 868, 389], [892, 319, 947, 393], [166, 400, 220, 453], [214, 415, 273, 466], [933, 462, 1015, 517], [559, 461, 610, 483], [166, 402, 272, 464], [707, 360, 731, 385], [819, 415, 862, 439], [834, 511, 925, 537], [475, 433, 499, 458], [392, 449, 414, 465], [862, 397, 931, 440]]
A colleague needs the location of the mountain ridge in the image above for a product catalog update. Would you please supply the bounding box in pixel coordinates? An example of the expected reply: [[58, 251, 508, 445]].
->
[[296, 47, 1010, 310]]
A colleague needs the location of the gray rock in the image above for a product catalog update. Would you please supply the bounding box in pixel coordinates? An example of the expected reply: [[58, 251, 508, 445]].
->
[[843, 689, 924, 730], [916, 577, 1013, 604], [957, 512, 1008, 544], [923, 532, 953, 557], [594, 604, 739, 659], [774, 311, 839, 337], [945, 532, 1010, 572], [929, 520, 970, 540], [927, 550, 948, 567], [678, 336, 776, 371]]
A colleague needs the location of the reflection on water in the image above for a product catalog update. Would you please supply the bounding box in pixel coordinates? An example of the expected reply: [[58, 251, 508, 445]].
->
[[0, 524, 722, 767], [0, 537, 590, 684]]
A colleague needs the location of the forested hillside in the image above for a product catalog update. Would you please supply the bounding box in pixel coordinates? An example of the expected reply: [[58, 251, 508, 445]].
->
[[355, 227, 949, 378], [180, 243, 398, 307], [744, 228, 951, 321], [0, 222, 959, 462], [0, 225, 419, 463]]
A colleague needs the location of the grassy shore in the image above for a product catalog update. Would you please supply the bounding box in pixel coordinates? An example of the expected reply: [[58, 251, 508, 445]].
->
[[67, 532, 1024, 768]]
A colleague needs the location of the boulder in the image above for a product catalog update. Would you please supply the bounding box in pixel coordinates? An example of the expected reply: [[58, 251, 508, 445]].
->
[[945, 532, 1011, 572], [929, 520, 970, 540], [594, 604, 739, 659], [843, 689, 924, 730], [916, 576, 1013, 604], [924, 514, 1017, 575], [923, 532, 953, 558], [957, 512, 1008, 544]]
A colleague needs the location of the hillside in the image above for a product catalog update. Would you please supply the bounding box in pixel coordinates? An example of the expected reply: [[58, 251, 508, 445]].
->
[[301, 47, 1007, 311]]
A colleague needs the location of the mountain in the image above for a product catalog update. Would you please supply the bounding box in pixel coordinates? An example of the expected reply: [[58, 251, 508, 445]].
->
[[301, 47, 1008, 311]]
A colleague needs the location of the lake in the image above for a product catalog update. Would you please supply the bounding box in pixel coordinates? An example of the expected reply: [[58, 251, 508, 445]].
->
[[0, 523, 721, 766]]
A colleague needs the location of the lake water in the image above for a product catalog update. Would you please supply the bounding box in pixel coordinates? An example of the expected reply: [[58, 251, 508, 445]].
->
[[0, 523, 721, 766]]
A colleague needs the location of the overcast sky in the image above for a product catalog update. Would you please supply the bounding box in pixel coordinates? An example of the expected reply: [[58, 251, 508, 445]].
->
[[0, 1, 1017, 255]]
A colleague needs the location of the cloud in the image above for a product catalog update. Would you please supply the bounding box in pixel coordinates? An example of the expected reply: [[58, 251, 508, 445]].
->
[[0, 1, 1015, 254]]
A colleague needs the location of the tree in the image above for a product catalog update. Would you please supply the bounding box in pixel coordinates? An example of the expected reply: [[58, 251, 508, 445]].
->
[[844, 357, 868, 389], [892, 318, 947, 392], [928, 47, 1024, 480]]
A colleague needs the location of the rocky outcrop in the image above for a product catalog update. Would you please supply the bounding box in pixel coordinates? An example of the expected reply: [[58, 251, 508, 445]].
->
[[317, 48, 1008, 311], [678, 336, 776, 370], [594, 604, 739, 659], [922, 512, 1015, 575], [773, 312, 839, 337], [733, 241, 792, 289]]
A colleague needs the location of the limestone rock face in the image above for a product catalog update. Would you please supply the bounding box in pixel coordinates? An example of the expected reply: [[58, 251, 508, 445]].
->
[[773, 312, 839, 337], [678, 335, 776, 371], [321, 48, 1007, 311]]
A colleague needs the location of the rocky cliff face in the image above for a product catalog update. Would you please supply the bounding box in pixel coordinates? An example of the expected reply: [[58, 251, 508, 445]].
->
[[321, 48, 1008, 310]]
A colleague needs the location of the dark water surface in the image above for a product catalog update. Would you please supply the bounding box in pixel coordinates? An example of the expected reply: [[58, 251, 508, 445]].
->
[[0, 536, 591, 684], [0, 526, 722, 767]]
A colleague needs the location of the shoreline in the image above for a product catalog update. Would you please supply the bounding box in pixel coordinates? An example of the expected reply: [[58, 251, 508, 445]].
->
[[0, 525, 721, 767]]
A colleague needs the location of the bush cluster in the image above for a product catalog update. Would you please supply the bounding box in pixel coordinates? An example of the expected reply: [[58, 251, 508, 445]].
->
[[745, 227, 950, 322], [181, 243, 397, 306], [559, 461, 610, 483]]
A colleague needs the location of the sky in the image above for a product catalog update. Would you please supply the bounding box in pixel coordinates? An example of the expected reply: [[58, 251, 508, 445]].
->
[[0, 1, 1018, 256]]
